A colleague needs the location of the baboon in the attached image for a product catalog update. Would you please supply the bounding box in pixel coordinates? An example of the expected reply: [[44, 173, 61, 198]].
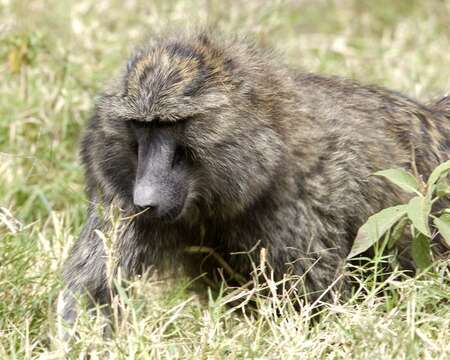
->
[[60, 30, 450, 323]]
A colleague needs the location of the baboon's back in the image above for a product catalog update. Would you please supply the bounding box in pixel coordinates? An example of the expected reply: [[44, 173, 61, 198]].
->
[[292, 73, 450, 178]]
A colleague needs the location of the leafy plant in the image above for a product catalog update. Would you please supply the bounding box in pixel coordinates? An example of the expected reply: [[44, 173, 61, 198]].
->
[[349, 160, 450, 272]]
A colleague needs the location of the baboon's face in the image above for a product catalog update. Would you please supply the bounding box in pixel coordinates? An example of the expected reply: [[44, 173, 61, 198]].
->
[[91, 38, 284, 222], [130, 119, 192, 220]]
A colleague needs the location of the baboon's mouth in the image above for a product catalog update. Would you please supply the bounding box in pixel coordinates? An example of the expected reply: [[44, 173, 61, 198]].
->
[[132, 206, 180, 223]]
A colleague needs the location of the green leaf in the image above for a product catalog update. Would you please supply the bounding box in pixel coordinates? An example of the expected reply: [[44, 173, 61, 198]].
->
[[374, 168, 420, 194], [348, 205, 408, 258], [407, 196, 431, 237], [411, 232, 432, 272], [435, 174, 450, 198], [433, 214, 450, 248], [427, 160, 450, 190], [387, 216, 409, 250]]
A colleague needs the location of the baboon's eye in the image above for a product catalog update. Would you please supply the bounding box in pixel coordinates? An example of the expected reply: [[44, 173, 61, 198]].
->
[[175, 116, 192, 125], [131, 141, 138, 156], [172, 145, 189, 168], [173, 145, 196, 168], [128, 120, 144, 154]]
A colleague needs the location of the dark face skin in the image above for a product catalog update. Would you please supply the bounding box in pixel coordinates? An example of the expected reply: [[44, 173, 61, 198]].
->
[[130, 119, 192, 221]]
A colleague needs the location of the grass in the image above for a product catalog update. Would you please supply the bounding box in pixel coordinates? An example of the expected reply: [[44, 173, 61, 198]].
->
[[1, 0, 450, 358]]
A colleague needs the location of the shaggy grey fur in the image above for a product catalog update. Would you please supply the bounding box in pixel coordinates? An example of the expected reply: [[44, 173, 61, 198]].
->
[[60, 30, 450, 323]]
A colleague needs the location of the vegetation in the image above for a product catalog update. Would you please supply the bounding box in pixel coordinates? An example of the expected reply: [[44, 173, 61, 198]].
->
[[1, 0, 449, 358], [349, 162, 450, 271]]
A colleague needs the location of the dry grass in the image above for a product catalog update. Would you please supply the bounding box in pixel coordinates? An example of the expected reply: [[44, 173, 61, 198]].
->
[[1, 0, 450, 358]]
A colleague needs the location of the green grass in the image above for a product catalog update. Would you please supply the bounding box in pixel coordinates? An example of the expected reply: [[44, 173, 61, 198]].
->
[[1, 0, 450, 358]]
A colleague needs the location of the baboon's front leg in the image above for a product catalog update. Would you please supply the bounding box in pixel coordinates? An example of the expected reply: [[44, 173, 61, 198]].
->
[[58, 211, 112, 327]]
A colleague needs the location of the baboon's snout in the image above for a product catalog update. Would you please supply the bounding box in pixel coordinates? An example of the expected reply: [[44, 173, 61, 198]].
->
[[133, 177, 186, 219], [133, 167, 186, 219], [133, 130, 188, 220]]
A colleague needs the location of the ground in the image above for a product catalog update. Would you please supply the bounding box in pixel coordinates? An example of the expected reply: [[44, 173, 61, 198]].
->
[[1, 0, 450, 358]]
